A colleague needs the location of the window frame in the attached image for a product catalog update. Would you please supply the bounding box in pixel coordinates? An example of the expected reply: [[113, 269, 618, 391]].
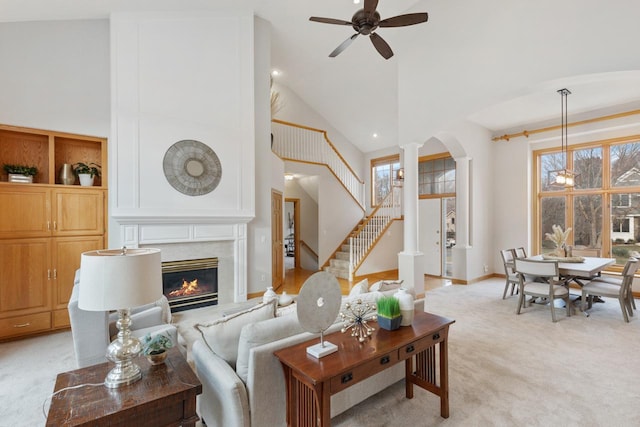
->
[[418, 153, 456, 199], [370, 154, 400, 207], [533, 134, 640, 271]]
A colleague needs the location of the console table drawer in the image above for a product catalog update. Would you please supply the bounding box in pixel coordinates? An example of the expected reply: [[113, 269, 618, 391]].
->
[[0, 312, 51, 339], [330, 351, 399, 394], [399, 328, 445, 360]]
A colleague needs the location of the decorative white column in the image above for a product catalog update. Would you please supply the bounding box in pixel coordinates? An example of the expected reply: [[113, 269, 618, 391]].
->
[[398, 142, 425, 295]]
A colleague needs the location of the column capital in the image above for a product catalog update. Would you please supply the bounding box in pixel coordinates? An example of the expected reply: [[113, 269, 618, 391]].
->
[[399, 141, 424, 150]]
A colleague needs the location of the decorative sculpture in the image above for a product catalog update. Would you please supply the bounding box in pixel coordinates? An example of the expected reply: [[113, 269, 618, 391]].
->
[[340, 299, 376, 342]]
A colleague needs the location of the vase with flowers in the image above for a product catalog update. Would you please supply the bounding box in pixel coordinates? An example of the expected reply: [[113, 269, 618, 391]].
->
[[545, 224, 572, 257]]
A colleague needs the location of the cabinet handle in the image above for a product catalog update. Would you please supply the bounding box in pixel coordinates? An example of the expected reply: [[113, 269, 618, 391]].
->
[[406, 344, 415, 353], [341, 373, 353, 384], [14, 322, 31, 328], [53, 221, 57, 230], [433, 333, 440, 340], [47, 269, 51, 280], [47, 221, 51, 231], [380, 355, 390, 365], [53, 269, 57, 279]]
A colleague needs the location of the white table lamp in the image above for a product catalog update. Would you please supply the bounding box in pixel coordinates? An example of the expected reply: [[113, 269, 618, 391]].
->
[[79, 247, 162, 388]]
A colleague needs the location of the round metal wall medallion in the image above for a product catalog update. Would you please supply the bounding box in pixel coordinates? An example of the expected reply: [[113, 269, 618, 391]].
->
[[163, 140, 222, 196]]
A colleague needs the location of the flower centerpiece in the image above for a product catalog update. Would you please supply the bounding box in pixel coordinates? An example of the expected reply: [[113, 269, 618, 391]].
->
[[545, 224, 572, 257]]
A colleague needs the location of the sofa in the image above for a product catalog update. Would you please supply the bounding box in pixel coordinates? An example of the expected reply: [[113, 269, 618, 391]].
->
[[191, 280, 423, 427], [68, 269, 179, 368]]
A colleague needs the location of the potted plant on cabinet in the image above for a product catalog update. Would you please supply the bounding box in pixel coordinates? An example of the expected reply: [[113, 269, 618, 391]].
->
[[3, 164, 38, 183], [141, 333, 174, 365], [73, 162, 101, 186], [376, 295, 402, 331]]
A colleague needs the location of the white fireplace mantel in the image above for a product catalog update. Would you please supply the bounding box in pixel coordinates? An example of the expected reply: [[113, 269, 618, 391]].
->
[[116, 217, 248, 303]]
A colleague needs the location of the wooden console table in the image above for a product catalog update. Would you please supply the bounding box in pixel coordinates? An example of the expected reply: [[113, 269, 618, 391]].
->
[[274, 311, 455, 426], [46, 347, 202, 426]]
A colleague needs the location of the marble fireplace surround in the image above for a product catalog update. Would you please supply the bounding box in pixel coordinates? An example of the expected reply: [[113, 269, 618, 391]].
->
[[118, 221, 248, 305]]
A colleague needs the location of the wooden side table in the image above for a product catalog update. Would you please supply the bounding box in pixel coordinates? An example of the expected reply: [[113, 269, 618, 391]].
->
[[46, 347, 202, 427], [274, 311, 455, 427]]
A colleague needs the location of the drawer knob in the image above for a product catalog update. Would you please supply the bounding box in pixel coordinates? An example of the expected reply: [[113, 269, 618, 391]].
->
[[341, 373, 353, 384], [380, 355, 390, 365], [406, 344, 415, 353], [433, 333, 440, 340]]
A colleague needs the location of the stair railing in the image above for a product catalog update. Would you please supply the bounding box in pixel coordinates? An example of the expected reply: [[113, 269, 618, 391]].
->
[[271, 119, 365, 209], [349, 186, 402, 280]]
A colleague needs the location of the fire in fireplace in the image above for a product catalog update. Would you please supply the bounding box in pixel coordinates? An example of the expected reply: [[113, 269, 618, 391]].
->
[[162, 258, 218, 312]]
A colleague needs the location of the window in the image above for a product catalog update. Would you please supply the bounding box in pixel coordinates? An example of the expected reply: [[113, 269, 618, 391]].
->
[[535, 138, 640, 266], [418, 154, 456, 197], [371, 155, 400, 206]]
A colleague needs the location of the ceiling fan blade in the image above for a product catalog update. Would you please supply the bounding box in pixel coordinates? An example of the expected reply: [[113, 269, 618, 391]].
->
[[329, 34, 359, 58], [379, 13, 428, 27], [364, 0, 379, 15], [370, 32, 393, 59], [309, 16, 353, 26]]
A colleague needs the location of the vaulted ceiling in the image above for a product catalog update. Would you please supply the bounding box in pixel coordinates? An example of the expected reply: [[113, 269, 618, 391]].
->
[[3, 0, 640, 153]]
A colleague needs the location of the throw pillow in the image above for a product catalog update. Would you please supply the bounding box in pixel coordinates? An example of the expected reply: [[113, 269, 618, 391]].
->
[[236, 314, 306, 383], [348, 278, 369, 297], [195, 299, 277, 369], [369, 280, 403, 292]]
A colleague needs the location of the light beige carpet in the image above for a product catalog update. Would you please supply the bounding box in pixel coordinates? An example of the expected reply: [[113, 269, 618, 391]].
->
[[2, 278, 639, 426]]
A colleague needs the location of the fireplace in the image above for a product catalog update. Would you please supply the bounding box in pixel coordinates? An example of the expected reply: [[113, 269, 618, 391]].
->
[[162, 258, 218, 312]]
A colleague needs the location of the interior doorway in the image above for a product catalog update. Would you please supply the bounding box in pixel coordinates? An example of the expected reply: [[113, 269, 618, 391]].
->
[[284, 198, 300, 270], [419, 197, 456, 278]]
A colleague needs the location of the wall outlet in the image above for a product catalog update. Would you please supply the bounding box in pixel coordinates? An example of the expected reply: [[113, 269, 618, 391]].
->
[[483, 264, 489, 273]]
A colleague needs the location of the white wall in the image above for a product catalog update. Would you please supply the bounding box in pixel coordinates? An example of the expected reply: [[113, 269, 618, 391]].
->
[[248, 16, 275, 295], [0, 20, 110, 137], [110, 11, 255, 222]]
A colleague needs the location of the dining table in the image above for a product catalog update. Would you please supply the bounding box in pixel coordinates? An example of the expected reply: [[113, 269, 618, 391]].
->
[[528, 255, 616, 285], [528, 255, 616, 312]]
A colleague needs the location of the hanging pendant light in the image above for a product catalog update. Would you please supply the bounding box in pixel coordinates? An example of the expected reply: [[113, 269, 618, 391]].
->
[[554, 88, 576, 187]]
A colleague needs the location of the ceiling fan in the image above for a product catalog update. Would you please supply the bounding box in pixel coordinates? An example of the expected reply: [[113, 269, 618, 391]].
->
[[309, 0, 428, 60]]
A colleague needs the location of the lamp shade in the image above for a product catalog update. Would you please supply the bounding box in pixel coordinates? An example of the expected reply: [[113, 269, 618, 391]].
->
[[78, 248, 162, 311]]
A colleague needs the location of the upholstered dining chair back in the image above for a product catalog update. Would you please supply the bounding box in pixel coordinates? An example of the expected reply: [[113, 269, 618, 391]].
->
[[581, 258, 638, 322], [500, 249, 519, 299], [514, 247, 527, 258], [514, 258, 571, 322]]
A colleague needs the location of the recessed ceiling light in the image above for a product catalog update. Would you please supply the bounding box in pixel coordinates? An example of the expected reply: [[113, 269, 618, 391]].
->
[[271, 69, 281, 77], [285, 173, 294, 181], [372, 133, 378, 138], [353, 0, 361, 4]]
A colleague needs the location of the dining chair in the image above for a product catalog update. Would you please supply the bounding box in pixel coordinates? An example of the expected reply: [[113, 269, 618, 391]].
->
[[514, 247, 527, 258], [514, 258, 571, 322], [581, 258, 638, 322], [500, 249, 519, 299]]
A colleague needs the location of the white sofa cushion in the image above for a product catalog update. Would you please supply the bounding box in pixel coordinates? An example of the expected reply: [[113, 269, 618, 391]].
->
[[348, 278, 369, 297], [369, 280, 403, 292], [195, 299, 276, 369], [236, 313, 306, 383]]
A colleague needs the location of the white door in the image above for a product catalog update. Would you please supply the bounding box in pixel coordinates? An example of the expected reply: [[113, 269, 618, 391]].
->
[[419, 198, 442, 276]]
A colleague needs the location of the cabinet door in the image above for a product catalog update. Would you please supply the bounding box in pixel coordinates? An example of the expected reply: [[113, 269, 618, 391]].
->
[[0, 239, 51, 316], [53, 189, 105, 236], [0, 186, 51, 238], [53, 236, 104, 312]]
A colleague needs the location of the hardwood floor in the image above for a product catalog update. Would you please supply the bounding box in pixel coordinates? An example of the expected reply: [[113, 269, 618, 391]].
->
[[281, 267, 451, 296]]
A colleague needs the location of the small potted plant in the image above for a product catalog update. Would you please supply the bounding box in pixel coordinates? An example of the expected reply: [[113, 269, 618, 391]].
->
[[3, 164, 38, 183], [376, 295, 402, 331], [141, 333, 174, 365], [73, 162, 101, 186]]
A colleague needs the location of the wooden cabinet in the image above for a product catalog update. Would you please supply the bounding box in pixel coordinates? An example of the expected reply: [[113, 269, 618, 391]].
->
[[0, 124, 107, 340]]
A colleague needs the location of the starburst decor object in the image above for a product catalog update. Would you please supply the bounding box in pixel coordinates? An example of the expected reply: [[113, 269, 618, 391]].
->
[[340, 299, 377, 342]]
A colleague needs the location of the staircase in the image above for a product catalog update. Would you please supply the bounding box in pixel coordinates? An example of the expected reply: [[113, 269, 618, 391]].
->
[[324, 187, 402, 281]]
